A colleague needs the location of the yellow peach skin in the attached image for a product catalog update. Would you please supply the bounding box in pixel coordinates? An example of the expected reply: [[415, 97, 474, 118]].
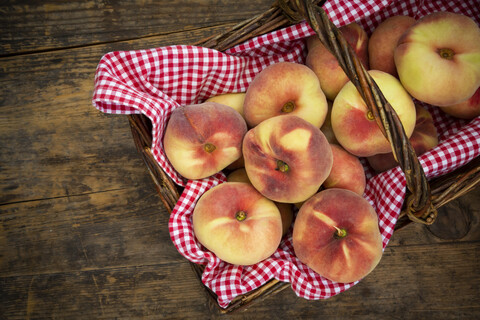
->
[[206, 92, 246, 118], [226, 168, 294, 236], [243, 115, 333, 203], [319, 100, 338, 144], [331, 70, 416, 157], [163, 102, 247, 180], [193, 182, 283, 266], [394, 11, 480, 106], [206, 93, 248, 169], [226, 168, 251, 184], [293, 188, 383, 283], [243, 62, 328, 128]]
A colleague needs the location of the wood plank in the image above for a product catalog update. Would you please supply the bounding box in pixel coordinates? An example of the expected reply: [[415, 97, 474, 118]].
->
[[1, 186, 478, 315], [234, 241, 480, 319], [1, 240, 478, 318], [0, 0, 273, 56], [0, 264, 212, 319], [2, 161, 477, 278], [0, 186, 180, 277], [388, 186, 480, 247], [0, 24, 236, 205]]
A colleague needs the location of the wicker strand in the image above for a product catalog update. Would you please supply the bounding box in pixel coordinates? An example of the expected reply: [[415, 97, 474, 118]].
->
[[431, 158, 480, 209], [195, 5, 291, 51]]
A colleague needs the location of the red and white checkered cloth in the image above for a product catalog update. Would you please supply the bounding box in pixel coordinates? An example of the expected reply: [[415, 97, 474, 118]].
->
[[92, 0, 480, 308]]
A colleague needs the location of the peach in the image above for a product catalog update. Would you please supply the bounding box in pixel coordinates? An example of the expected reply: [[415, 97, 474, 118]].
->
[[331, 70, 416, 157], [439, 86, 480, 119], [243, 115, 333, 203], [275, 202, 295, 236], [394, 12, 480, 106], [226, 168, 294, 236], [163, 102, 247, 180], [243, 62, 328, 128], [193, 182, 282, 265], [206, 92, 246, 118], [306, 22, 369, 100], [226, 156, 245, 170], [226, 167, 251, 184], [320, 100, 338, 144], [368, 15, 416, 77], [367, 104, 439, 173], [205, 93, 248, 169], [323, 144, 366, 195], [293, 188, 383, 283]]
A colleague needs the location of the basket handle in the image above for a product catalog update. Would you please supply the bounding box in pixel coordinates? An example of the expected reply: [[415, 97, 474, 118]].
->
[[281, 0, 437, 224]]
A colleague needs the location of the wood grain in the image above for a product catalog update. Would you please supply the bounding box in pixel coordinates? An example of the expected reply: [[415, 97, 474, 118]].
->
[[1, 0, 479, 318], [0, 24, 237, 205], [1, 264, 211, 319], [0, 187, 178, 276], [1, 230, 478, 319], [0, 0, 272, 56]]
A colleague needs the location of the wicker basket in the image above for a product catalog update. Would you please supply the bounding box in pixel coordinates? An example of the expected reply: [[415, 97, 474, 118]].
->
[[112, 0, 479, 313]]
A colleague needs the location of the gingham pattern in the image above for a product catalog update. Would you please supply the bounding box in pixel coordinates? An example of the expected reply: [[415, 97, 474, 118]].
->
[[92, 0, 480, 308]]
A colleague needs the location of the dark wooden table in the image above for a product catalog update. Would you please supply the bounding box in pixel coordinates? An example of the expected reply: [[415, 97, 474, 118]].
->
[[1, 1, 479, 319]]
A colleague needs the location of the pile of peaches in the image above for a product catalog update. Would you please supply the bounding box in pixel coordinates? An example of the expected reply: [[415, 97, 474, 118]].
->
[[163, 11, 480, 284]]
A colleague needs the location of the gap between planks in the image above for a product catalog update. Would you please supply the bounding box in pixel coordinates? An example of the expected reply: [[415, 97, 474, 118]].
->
[[0, 187, 129, 207]]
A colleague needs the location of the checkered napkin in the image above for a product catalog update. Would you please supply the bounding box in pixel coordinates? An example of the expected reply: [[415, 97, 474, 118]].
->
[[92, 0, 480, 308]]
